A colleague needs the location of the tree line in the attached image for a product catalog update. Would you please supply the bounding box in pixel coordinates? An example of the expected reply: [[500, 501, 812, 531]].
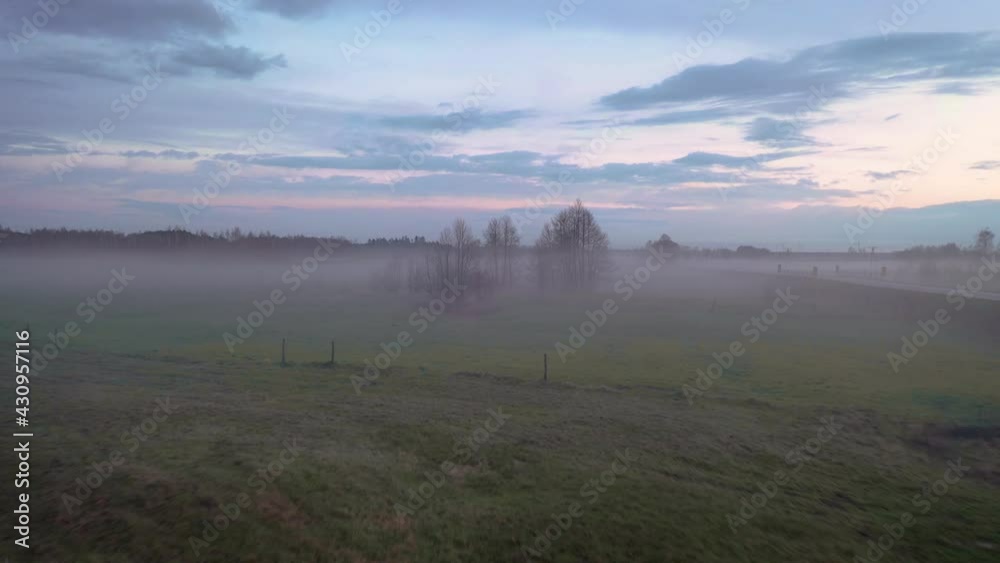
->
[[893, 228, 995, 258], [0, 200, 615, 294]]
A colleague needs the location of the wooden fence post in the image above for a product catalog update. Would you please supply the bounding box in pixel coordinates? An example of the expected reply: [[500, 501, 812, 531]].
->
[[544, 353, 548, 383], [330, 339, 335, 367], [281, 338, 286, 367]]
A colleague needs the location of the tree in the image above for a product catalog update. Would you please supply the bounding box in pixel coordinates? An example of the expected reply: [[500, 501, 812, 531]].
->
[[434, 226, 454, 289], [535, 200, 609, 289], [485, 216, 521, 288], [648, 234, 679, 254], [451, 218, 479, 286], [974, 228, 995, 255], [484, 218, 503, 283], [500, 215, 520, 287]]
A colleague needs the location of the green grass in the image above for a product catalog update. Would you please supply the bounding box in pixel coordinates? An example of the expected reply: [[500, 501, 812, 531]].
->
[[0, 265, 998, 562]]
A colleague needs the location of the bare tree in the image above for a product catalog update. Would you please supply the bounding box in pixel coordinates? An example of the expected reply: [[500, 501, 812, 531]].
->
[[451, 218, 479, 286], [535, 200, 608, 289], [500, 215, 520, 287], [484, 217, 503, 283], [648, 234, 679, 254], [975, 227, 995, 255], [436, 226, 454, 289]]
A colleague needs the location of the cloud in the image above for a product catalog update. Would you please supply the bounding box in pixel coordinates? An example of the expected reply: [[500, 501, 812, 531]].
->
[[120, 149, 201, 159], [678, 179, 866, 203], [884, 113, 902, 121], [932, 82, 982, 95], [744, 117, 817, 147], [253, 148, 819, 193], [0, 131, 67, 156], [6, 41, 284, 84], [625, 106, 746, 126], [970, 161, 1000, 170], [866, 169, 914, 180], [672, 150, 810, 168], [378, 109, 534, 133], [0, 0, 232, 42], [252, 0, 337, 18], [168, 43, 287, 79], [599, 32, 1000, 110]]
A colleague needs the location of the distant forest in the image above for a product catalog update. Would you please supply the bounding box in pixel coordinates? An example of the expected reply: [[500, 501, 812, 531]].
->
[[0, 224, 993, 259]]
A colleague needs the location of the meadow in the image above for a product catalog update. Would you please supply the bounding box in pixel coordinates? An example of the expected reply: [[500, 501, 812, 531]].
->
[[0, 253, 997, 562]]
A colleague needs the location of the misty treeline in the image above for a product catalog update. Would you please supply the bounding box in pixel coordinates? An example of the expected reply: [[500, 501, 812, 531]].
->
[[380, 199, 612, 295], [0, 201, 616, 295], [0, 225, 351, 253], [892, 227, 996, 258]]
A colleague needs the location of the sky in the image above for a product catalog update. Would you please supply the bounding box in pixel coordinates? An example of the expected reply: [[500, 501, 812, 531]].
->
[[1, 0, 999, 249]]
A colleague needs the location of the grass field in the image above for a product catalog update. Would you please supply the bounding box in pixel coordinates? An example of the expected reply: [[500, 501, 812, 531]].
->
[[1, 254, 998, 562]]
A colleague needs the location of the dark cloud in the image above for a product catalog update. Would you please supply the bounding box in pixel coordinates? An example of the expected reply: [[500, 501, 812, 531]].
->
[[9, 50, 138, 83], [252, 0, 337, 19], [600, 32, 1000, 110], [744, 117, 817, 147], [625, 107, 746, 126], [379, 109, 534, 133], [1, 0, 231, 42], [254, 149, 744, 186], [970, 161, 1000, 170], [120, 149, 201, 159], [672, 150, 810, 168], [932, 82, 982, 95], [168, 42, 287, 79], [884, 113, 902, 121], [0, 131, 67, 156], [866, 170, 914, 180]]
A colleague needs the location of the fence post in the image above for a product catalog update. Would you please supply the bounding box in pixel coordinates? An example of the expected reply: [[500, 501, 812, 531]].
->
[[330, 339, 335, 367], [544, 353, 548, 383], [281, 338, 286, 367]]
